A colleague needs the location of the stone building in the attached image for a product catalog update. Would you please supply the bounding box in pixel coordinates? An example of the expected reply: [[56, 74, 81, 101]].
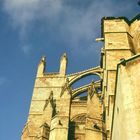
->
[[21, 15, 140, 140]]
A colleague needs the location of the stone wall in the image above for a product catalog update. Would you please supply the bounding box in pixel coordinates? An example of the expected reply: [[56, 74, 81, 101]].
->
[[21, 15, 140, 140], [111, 55, 140, 140]]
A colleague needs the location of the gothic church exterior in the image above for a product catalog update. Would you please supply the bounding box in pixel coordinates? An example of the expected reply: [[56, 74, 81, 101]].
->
[[21, 15, 140, 140]]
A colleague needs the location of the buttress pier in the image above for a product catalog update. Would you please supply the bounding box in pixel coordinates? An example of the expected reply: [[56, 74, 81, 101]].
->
[[21, 53, 104, 140]]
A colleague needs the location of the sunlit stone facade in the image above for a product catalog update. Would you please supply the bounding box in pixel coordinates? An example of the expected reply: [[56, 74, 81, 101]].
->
[[21, 15, 140, 140]]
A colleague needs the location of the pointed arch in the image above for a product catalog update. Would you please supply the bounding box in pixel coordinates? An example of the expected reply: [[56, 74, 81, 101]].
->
[[71, 80, 101, 99], [67, 66, 103, 86]]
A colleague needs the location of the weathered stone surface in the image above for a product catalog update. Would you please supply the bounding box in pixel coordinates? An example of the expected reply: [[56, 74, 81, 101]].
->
[[111, 55, 140, 140], [22, 16, 140, 140]]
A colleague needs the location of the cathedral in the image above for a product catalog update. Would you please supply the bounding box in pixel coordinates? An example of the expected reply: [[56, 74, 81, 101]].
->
[[21, 15, 140, 140]]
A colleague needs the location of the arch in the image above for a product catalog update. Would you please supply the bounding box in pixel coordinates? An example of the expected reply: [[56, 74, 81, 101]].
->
[[72, 90, 88, 100], [67, 66, 102, 86], [71, 80, 101, 99], [71, 74, 100, 89], [69, 113, 86, 140], [71, 113, 86, 122]]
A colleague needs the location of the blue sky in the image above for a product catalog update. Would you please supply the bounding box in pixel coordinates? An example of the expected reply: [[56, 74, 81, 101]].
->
[[0, 0, 139, 139]]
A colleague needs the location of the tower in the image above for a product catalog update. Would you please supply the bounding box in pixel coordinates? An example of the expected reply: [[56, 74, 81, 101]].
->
[[101, 17, 134, 140]]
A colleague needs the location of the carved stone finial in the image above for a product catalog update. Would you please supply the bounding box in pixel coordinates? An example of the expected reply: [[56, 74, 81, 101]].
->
[[61, 53, 67, 60], [88, 82, 96, 100], [36, 55, 46, 77], [41, 55, 46, 62], [59, 53, 68, 75]]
